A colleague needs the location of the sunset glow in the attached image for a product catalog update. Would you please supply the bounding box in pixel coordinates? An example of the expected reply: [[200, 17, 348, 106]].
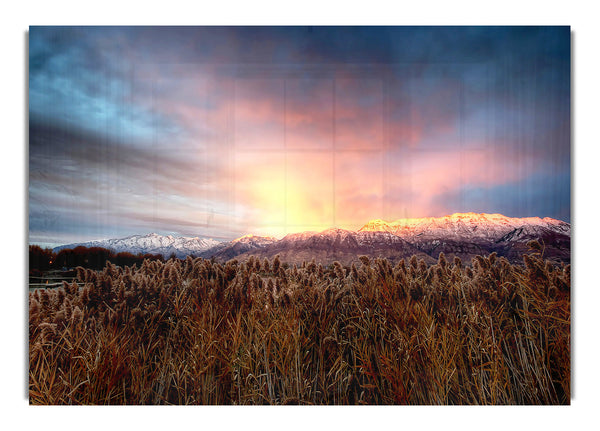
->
[[28, 26, 570, 246]]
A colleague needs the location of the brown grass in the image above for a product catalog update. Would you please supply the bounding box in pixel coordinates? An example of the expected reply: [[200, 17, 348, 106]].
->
[[29, 250, 570, 405]]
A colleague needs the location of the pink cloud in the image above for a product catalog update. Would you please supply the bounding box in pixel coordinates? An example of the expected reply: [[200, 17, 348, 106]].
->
[[124, 70, 548, 236]]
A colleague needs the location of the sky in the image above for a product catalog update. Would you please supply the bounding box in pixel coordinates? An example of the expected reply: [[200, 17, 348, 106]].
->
[[28, 26, 571, 247]]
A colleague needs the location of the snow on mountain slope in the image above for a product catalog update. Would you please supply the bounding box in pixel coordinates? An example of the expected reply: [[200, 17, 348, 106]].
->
[[200, 234, 279, 261], [231, 234, 279, 247], [53, 233, 221, 259], [50, 213, 570, 265], [234, 227, 437, 265], [359, 212, 570, 243]]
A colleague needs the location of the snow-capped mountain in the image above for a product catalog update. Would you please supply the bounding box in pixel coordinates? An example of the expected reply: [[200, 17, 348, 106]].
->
[[230, 213, 570, 265], [234, 228, 436, 266], [50, 213, 570, 265], [53, 233, 221, 259], [199, 234, 278, 261], [359, 212, 570, 243], [358, 213, 570, 263], [231, 234, 280, 247]]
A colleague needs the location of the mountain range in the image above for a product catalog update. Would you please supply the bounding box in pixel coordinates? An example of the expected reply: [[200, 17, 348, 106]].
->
[[53, 233, 220, 259], [52, 213, 571, 265]]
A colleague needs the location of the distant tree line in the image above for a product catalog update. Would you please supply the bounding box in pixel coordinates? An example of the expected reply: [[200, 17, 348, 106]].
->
[[29, 245, 164, 272]]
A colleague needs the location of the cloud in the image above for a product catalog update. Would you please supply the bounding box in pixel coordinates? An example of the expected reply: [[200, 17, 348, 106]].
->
[[28, 118, 231, 241], [28, 27, 571, 244]]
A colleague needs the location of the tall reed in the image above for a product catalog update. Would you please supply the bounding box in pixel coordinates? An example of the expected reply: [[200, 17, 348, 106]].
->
[[29, 249, 570, 405]]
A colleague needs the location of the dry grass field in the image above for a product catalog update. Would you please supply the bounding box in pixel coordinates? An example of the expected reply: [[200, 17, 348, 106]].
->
[[28, 242, 570, 405]]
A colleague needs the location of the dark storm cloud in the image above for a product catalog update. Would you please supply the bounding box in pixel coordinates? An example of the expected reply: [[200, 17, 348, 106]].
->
[[28, 117, 228, 244], [29, 118, 206, 186]]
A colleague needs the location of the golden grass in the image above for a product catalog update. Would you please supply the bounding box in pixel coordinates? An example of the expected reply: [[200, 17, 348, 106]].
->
[[29, 250, 570, 405]]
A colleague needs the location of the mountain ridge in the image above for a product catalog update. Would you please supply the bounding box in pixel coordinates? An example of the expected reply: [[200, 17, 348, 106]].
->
[[53, 232, 221, 259], [51, 213, 570, 265]]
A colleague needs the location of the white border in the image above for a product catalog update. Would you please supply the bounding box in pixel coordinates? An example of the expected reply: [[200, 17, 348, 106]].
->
[[3, 1, 599, 429]]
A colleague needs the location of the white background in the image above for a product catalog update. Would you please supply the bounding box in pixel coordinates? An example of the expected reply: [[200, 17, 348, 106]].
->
[[2, 1, 598, 429]]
